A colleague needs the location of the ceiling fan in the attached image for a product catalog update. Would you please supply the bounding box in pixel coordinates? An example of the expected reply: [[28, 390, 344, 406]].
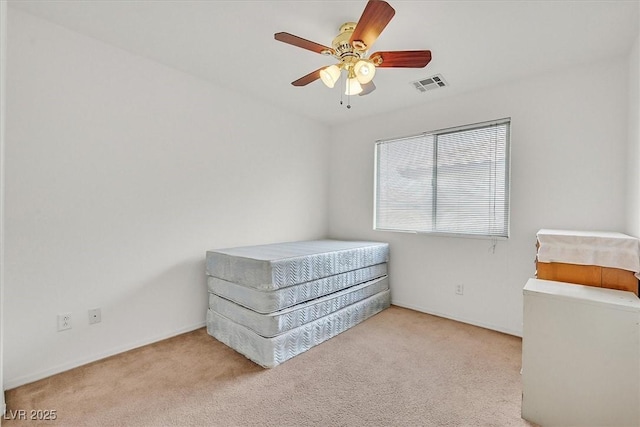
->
[[274, 0, 432, 99]]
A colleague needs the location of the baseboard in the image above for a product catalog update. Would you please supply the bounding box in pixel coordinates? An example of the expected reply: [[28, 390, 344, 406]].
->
[[4, 321, 206, 390], [391, 300, 522, 338], [6, 305, 521, 389]]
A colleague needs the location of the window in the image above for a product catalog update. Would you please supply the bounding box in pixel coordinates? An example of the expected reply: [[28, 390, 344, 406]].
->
[[374, 119, 510, 238]]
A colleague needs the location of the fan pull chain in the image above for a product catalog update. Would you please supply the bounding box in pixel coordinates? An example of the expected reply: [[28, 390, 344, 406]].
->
[[347, 66, 353, 109], [336, 69, 352, 109], [339, 69, 344, 106]]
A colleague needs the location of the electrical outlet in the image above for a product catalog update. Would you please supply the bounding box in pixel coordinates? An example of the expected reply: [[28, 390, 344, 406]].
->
[[88, 308, 101, 325], [455, 284, 464, 295], [57, 313, 72, 331]]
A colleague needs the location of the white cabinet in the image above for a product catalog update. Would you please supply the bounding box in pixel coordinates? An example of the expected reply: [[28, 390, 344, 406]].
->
[[522, 278, 640, 426]]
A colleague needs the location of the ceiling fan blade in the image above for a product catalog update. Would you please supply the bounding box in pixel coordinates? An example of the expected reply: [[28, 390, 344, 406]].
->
[[274, 32, 333, 54], [291, 68, 324, 86], [370, 50, 432, 68], [359, 81, 376, 96], [350, 0, 396, 50]]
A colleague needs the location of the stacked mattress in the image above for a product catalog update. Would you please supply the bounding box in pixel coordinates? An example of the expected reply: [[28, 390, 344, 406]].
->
[[206, 240, 390, 367]]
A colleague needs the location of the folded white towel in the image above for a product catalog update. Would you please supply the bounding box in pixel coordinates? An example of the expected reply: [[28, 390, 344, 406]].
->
[[536, 229, 640, 279]]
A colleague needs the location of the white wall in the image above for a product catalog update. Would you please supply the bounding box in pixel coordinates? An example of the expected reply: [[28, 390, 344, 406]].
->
[[626, 34, 640, 237], [4, 9, 329, 388], [329, 58, 630, 336], [1, 0, 7, 415]]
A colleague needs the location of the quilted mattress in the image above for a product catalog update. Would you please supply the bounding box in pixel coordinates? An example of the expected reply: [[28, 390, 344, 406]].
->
[[208, 263, 387, 313], [209, 276, 389, 337], [207, 289, 391, 368], [206, 240, 389, 289]]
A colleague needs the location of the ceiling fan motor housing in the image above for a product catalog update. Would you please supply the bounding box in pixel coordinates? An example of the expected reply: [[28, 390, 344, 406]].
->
[[332, 22, 366, 65]]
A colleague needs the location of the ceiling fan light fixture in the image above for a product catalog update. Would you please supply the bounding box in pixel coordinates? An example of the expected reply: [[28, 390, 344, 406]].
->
[[320, 64, 341, 88], [354, 59, 376, 84], [345, 77, 363, 95]]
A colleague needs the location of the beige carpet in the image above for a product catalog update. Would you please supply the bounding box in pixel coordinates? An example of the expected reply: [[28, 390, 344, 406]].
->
[[5, 306, 533, 426]]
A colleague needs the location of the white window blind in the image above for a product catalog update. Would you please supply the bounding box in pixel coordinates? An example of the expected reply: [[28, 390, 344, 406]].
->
[[374, 119, 510, 238]]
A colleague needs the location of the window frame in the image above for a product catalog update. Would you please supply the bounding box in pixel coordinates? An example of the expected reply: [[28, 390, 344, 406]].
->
[[373, 118, 511, 239]]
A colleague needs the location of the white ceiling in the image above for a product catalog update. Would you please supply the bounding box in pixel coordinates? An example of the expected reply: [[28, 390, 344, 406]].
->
[[8, 0, 640, 126]]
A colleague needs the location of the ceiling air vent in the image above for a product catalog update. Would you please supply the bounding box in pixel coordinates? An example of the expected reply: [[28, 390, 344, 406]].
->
[[412, 74, 448, 93]]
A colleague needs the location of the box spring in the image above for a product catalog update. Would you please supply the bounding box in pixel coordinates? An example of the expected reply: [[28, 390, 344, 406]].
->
[[206, 240, 389, 290], [209, 276, 389, 337], [207, 289, 391, 368], [208, 263, 387, 313]]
